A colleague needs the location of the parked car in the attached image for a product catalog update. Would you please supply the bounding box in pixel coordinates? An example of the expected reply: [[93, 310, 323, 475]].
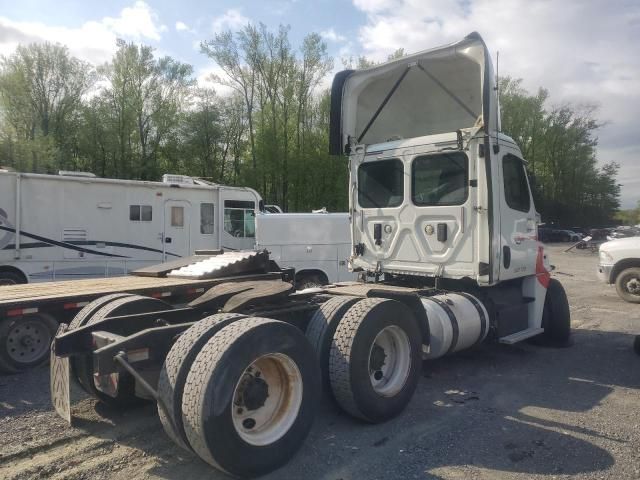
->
[[562, 230, 583, 242], [597, 236, 640, 303], [538, 228, 580, 243], [607, 226, 640, 240]]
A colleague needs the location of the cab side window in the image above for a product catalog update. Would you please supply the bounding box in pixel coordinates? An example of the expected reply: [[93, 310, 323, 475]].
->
[[503, 154, 531, 212]]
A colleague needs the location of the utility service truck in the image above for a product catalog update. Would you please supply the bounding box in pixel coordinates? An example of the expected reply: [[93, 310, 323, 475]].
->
[[255, 211, 356, 289], [0, 171, 261, 285], [42, 32, 571, 478]]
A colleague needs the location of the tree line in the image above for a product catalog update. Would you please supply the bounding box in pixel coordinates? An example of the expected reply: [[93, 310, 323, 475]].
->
[[0, 25, 621, 224]]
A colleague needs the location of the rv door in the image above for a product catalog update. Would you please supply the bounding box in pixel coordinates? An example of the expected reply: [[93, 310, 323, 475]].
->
[[163, 200, 191, 260]]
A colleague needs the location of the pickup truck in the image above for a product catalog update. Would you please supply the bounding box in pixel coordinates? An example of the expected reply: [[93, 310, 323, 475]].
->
[[597, 237, 640, 303]]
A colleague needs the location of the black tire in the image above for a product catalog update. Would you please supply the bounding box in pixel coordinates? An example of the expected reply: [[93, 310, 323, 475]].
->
[[68, 293, 134, 385], [305, 295, 360, 391], [296, 273, 326, 290], [0, 313, 58, 374], [0, 271, 26, 286], [68, 293, 134, 330], [615, 268, 640, 304], [182, 317, 320, 477], [329, 298, 421, 423], [75, 295, 170, 407], [535, 279, 571, 346], [157, 312, 246, 451], [634, 336, 640, 356]]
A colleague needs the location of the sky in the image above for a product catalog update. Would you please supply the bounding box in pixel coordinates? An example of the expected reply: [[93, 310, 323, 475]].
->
[[0, 0, 638, 208]]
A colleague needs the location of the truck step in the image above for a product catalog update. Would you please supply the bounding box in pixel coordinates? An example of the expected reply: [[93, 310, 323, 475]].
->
[[498, 327, 544, 345], [167, 250, 269, 280]]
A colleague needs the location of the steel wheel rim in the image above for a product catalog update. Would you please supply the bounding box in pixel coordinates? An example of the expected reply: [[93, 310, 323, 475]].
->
[[625, 276, 640, 295], [231, 353, 303, 446], [368, 325, 412, 397], [6, 318, 51, 363]]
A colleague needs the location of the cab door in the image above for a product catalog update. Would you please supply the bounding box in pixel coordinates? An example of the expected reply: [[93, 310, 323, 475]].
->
[[163, 200, 191, 260], [497, 151, 538, 280]]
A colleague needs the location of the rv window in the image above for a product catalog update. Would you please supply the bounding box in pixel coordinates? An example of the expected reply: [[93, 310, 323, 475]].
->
[[171, 206, 184, 227], [130, 205, 152, 222], [357, 159, 404, 208], [503, 154, 531, 213], [130, 205, 140, 221], [141, 205, 152, 221], [224, 207, 255, 238], [201, 203, 214, 234], [412, 152, 468, 206]]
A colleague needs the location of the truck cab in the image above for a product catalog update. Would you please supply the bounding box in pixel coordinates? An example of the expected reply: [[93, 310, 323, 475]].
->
[[330, 32, 552, 341]]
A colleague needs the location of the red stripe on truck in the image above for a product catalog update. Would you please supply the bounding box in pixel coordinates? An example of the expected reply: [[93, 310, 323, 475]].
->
[[536, 246, 551, 288], [7, 307, 38, 316]]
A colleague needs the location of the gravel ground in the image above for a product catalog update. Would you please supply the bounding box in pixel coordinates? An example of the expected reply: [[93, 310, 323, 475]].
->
[[0, 244, 639, 480]]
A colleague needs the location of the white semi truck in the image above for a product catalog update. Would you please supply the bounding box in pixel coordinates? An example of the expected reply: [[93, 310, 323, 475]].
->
[[40, 32, 571, 477]]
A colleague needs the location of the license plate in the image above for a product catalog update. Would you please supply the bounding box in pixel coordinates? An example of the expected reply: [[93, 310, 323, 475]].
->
[[50, 323, 72, 424]]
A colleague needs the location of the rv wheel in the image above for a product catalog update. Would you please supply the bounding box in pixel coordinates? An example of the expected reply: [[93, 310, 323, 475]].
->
[[0, 313, 58, 373], [182, 318, 319, 477], [329, 298, 421, 423], [157, 312, 246, 451], [0, 271, 26, 286], [75, 295, 171, 407]]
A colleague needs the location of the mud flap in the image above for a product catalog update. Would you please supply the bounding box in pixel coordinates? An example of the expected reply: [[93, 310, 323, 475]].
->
[[50, 323, 72, 424]]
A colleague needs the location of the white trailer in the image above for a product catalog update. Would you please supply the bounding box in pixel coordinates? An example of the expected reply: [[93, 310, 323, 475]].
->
[[0, 171, 262, 285], [255, 212, 357, 288]]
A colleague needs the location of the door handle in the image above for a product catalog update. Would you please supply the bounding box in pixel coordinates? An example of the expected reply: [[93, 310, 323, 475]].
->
[[165, 237, 172, 244], [503, 246, 511, 268]]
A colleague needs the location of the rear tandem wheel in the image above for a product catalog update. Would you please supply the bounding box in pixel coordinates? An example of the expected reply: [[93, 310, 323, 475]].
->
[[328, 298, 422, 423], [73, 294, 171, 407], [181, 317, 320, 477], [157, 312, 246, 451]]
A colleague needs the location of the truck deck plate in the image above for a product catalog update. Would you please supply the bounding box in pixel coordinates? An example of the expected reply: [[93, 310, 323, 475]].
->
[[131, 254, 221, 278], [167, 250, 269, 280], [0, 276, 214, 306]]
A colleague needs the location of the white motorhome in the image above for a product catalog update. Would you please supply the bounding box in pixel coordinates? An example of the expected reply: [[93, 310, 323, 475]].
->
[[255, 212, 357, 288], [0, 171, 262, 284]]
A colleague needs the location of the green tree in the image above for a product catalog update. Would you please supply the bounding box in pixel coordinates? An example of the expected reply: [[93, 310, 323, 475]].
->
[[0, 42, 94, 171]]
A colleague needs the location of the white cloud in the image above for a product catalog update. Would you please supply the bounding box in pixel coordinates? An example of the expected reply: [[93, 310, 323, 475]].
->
[[0, 1, 164, 65], [175, 21, 189, 32], [320, 28, 347, 43], [102, 1, 164, 41], [212, 9, 250, 33], [352, 0, 640, 207], [196, 65, 234, 96]]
